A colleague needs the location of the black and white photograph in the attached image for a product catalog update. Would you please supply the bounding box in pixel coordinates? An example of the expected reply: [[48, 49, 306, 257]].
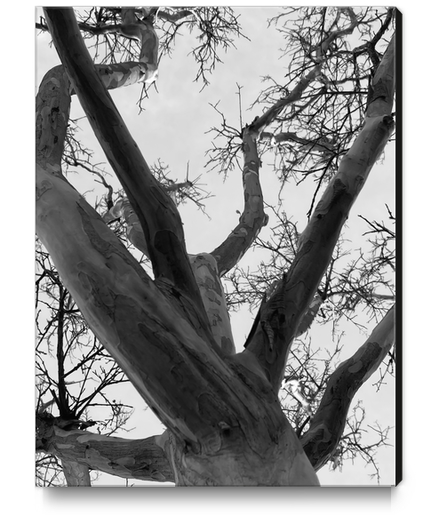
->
[[34, 5, 399, 488]]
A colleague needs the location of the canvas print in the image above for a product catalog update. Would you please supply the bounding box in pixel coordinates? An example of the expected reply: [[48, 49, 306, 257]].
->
[[35, 6, 399, 486]]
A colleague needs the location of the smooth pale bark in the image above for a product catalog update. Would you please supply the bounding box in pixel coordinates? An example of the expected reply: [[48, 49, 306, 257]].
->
[[189, 253, 235, 354], [301, 305, 396, 470], [210, 126, 268, 277], [37, 420, 173, 482], [36, 8, 395, 487], [37, 302, 393, 484], [117, 8, 159, 85], [103, 195, 323, 352], [295, 294, 324, 337], [71, 62, 146, 92], [43, 9, 212, 343], [74, 9, 160, 84], [103, 199, 235, 354], [38, 8, 320, 485], [36, 163, 318, 484], [61, 460, 91, 486]]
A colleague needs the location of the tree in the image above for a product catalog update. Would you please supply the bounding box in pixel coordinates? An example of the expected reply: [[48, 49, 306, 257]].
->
[[35, 6, 398, 486]]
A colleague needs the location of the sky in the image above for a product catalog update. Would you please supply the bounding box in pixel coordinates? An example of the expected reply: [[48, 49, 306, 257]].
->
[[33, 6, 398, 488]]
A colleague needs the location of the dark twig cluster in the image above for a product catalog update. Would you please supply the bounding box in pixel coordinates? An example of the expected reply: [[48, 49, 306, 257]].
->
[[36, 241, 134, 484]]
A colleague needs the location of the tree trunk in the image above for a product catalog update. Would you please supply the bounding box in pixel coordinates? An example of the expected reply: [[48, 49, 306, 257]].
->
[[61, 460, 91, 486], [35, 7, 395, 486]]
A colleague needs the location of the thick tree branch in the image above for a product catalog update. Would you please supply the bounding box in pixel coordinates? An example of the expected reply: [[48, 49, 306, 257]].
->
[[244, 29, 395, 389], [36, 66, 71, 173], [210, 125, 268, 277], [115, 8, 159, 85], [36, 63, 231, 438], [189, 253, 235, 354], [43, 8, 213, 342], [206, 8, 359, 279], [67, 8, 159, 84], [37, 415, 173, 483], [103, 199, 235, 354], [157, 8, 196, 23], [301, 304, 395, 470], [36, 162, 238, 444], [61, 460, 92, 486], [36, 155, 296, 452], [35, 16, 263, 450], [36, 61, 146, 176], [295, 293, 325, 337], [76, 61, 146, 91], [366, 33, 395, 117], [36, 56, 219, 357], [38, 413, 323, 484]]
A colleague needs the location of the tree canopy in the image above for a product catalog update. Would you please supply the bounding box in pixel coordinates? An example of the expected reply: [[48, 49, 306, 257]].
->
[[35, 6, 398, 486]]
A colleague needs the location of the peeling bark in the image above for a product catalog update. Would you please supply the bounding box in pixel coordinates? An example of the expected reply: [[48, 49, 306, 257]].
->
[[36, 66, 71, 173], [157, 416, 319, 486], [61, 460, 91, 486], [35, 7, 395, 487], [117, 8, 159, 85], [189, 253, 235, 354], [36, 159, 319, 484], [37, 418, 173, 483], [295, 294, 325, 337], [366, 34, 396, 117], [244, 28, 395, 390], [37, 415, 320, 486], [43, 8, 212, 343], [103, 199, 235, 354], [37, 162, 230, 442], [210, 126, 268, 277], [301, 305, 395, 470], [35, 291, 393, 488]]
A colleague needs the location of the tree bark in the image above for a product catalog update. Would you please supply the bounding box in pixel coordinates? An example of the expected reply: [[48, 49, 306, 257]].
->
[[210, 126, 268, 277], [37, 419, 173, 483], [61, 460, 92, 486], [244, 30, 395, 390], [43, 8, 213, 345], [36, 7, 395, 487], [103, 199, 235, 354], [37, 301, 394, 484], [301, 305, 396, 470], [38, 7, 320, 486]]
